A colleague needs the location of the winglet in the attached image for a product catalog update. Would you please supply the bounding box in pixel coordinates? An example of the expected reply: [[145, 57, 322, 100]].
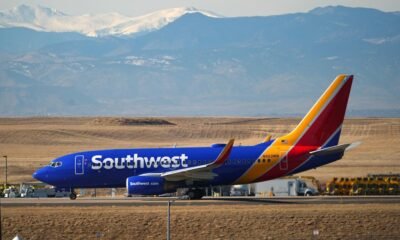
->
[[263, 135, 272, 142], [212, 139, 234, 166], [160, 138, 235, 181]]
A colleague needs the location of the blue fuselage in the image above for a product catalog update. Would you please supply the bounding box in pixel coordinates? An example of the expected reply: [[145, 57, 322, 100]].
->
[[34, 142, 271, 189]]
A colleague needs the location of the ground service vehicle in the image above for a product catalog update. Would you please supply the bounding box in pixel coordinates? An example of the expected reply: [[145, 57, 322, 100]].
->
[[230, 185, 251, 196], [327, 175, 400, 195], [255, 178, 319, 196]]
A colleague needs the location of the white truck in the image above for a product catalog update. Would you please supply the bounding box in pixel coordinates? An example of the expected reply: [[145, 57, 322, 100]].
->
[[255, 177, 319, 196]]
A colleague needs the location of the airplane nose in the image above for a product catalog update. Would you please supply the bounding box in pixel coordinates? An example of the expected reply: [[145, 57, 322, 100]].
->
[[33, 168, 48, 183]]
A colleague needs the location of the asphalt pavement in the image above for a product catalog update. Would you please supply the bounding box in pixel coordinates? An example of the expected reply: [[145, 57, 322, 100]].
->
[[2, 196, 400, 207]]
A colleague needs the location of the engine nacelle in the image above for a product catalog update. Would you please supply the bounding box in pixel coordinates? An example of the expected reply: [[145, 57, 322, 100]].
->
[[126, 176, 176, 195]]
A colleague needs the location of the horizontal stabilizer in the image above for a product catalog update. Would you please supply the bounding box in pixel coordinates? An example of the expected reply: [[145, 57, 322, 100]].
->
[[310, 142, 361, 156]]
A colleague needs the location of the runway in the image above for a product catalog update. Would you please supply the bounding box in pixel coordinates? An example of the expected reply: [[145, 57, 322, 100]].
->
[[2, 195, 400, 207]]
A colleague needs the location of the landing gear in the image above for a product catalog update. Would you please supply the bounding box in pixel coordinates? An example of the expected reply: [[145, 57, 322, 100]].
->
[[186, 188, 205, 200], [69, 190, 77, 200]]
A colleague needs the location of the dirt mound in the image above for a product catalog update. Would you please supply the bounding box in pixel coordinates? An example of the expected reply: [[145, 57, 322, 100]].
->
[[88, 117, 175, 126]]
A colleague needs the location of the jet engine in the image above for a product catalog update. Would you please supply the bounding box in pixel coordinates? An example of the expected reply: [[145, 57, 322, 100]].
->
[[126, 176, 177, 195]]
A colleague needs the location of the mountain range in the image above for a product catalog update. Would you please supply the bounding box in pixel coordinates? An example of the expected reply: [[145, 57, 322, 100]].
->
[[0, 5, 219, 37], [0, 5, 399, 116]]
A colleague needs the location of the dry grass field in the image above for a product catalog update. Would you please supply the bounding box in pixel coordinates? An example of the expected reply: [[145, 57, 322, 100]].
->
[[1, 117, 400, 240], [3, 203, 400, 240], [0, 117, 399, 183]]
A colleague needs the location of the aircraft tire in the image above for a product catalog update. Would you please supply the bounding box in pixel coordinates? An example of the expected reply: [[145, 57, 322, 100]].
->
[[187, 189, 204, 200], [187, 191, 195, 200], [69, 192, 77, 200], [194, 189, 204, 199]]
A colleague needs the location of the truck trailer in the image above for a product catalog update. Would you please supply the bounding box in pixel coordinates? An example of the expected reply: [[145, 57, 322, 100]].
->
[[255, 177, 319, 196]]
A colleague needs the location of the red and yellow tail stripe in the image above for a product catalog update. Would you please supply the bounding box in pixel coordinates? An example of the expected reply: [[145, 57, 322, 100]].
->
[[235, 74, 353, 184]]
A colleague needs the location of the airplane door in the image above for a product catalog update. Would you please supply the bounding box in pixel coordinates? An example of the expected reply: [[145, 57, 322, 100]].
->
[[280, 152, 288, 171], [75, 155, 84, 175]]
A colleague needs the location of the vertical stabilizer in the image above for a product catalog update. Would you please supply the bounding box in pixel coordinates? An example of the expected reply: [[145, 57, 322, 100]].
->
[[235, 75, 353, 184], [281, 74, 353, 148]]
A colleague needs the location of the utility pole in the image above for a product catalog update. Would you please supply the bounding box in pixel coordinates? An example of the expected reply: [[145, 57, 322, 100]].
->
[[167, 201, 171, 240], [1, 156, 5, 240], [3, 155, 7, 187]]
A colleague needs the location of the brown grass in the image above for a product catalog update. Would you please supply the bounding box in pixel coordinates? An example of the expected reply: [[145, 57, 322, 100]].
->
[[2, 203, 400, 240], [0, 117, 399, 183]]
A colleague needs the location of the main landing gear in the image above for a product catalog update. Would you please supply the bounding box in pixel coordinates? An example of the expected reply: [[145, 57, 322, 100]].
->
[[69, 190, 77, 200], [186, 188, 205, 200]]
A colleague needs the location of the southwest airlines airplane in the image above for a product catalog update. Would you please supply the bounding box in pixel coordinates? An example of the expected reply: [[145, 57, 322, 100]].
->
[[33, 74, 357, 200]]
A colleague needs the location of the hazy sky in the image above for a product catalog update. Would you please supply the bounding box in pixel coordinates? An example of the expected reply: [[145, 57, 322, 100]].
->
[[1, 0, 400, 17]]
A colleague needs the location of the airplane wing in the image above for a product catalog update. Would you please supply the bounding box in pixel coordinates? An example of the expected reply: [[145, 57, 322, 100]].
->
[[309, 142, 361, 157], [141, 139, 234, 181]]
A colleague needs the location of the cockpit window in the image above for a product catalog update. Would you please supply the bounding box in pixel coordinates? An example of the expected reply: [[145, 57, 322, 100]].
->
[[49, 161, 62, 168]]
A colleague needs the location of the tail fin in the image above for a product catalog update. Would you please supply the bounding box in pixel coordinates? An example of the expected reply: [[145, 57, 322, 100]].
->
[[281, 74, 353, 148]]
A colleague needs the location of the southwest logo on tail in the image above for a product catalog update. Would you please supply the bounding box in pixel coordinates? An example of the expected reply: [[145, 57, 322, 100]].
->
[[33, 74, 358, 199]]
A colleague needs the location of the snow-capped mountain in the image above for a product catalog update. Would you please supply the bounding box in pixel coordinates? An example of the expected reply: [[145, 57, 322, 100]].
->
[[0, 4, 221, 37], [1, 5, 399, 116]]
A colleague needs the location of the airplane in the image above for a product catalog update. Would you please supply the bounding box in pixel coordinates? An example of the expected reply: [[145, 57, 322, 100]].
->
[[33, 74, 358, 200]]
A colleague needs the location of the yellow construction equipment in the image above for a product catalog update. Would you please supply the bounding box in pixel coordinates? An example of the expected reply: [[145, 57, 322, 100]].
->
[[387, 177, 399, 195], [326, 174, 400, 195], [326, 177, 338, 195]]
